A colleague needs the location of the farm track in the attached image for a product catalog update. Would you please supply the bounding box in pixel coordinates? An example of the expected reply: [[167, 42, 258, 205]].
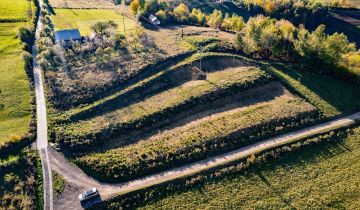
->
[[33, 4, 53, 209], [51, 111, 360, 210]]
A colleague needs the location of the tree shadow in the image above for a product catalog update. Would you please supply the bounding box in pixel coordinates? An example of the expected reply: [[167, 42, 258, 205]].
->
[[325, 9, 360, 48], [269, 63, 360, 114]]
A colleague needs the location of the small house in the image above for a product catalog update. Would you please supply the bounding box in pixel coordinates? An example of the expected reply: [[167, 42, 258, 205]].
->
[[149, 15, 160, 25], [54, 29, 82, 46]]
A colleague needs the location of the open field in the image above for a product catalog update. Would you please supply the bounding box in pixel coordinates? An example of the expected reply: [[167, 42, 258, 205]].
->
[[49, 0, 115, 8], [140, 125, 360, 209], [0, 0, 28, 21], [0, 22, 32, 145], [52, 9, 136, 36], [75, 82, 317, 182], [67, 55, 319, 182], [56, 57, 272, 150]]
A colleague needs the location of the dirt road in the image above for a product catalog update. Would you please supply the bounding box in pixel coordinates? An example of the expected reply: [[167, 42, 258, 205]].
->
[[52, 112, 360, 210], [33, 1, 53, 209]]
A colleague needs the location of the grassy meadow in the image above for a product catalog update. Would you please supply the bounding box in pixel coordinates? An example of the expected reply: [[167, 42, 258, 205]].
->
[[141, 125, 360, 209], [0, 22, 32, 145], [52, 9, 137, 36], [0, 0, 28, 21]]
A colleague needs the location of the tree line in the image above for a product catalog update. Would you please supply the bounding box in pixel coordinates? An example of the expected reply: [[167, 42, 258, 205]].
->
[[236, 15, 360, 84], [128, 0, 359, 84]]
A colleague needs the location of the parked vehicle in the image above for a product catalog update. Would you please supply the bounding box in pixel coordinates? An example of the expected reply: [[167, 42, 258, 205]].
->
[[79, 188, 99, 202]]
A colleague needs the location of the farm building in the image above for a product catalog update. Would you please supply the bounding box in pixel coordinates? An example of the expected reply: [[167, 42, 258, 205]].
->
[[54, 29, 82, 45]]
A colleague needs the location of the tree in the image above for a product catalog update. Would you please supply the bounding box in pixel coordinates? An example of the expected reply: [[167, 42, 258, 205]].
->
[[91, 21, 118, 37], [155, 10, 167, 22], [221, 14, 245, 31], [189, 8, 206, 26], [130, 0, 140, 14], [146, 0, 159, 14], [173, 3, 190, 23], [207, 9, 223, 28]]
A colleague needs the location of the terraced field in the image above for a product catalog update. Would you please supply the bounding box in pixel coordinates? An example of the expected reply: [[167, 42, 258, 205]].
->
[[46, 54, 324, 182]]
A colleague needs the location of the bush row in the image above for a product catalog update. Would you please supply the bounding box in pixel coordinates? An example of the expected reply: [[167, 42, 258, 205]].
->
[[89, 118, 347, 209], [77, 109, 320, 182]]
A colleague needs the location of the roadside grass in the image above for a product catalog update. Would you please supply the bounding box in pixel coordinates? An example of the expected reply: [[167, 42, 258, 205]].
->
[[52, 9, 136, 36], [0, 0, 28, 21], [52, 171, 66, 198], [75, 86, 317, 182], [0, 22, 32, 144], [0, 150, 39, 210], [140, 125, 360, 209]]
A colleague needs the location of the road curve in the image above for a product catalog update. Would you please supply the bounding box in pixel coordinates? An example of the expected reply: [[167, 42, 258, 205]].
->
[[33, 3, 53, 209], [51, 111, 360, 210]]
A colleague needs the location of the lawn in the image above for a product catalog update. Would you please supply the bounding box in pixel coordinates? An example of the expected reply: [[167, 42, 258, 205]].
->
[[52, 9, 137, 36], [140, 125, 360, 209], [0, 22, 32, 145], [0, 0, 28, 21]]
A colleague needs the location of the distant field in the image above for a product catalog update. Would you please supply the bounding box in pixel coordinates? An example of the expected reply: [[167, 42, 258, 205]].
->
[[0, 22, 32, 145], [49, 0, 115, 8], [141, 125, 360, 209], [0, 0, 28, 21], [52, 9, 136, 36]]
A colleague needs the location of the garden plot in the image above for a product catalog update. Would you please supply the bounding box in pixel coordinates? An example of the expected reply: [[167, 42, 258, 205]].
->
[[52, 9, 136, 36]]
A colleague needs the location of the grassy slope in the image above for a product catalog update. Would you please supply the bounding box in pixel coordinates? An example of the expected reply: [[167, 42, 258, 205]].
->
[[141, 125, 360, 209], [0, 22, 32, 143], [263, 62, 360, 117], [76, 89, 316, 181], [0, 0, 28, 21], [52, 9, 136, 36]]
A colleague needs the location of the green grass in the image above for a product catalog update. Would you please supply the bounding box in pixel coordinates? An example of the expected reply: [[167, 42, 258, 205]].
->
[[76, 89, 317, 181], [53, 171, 66, 198], [263, 62, 360, 117], [0, 22, 32, 144], [0, 0, 28, 21], [140, 125, 360, 209], [52, 9, 137, 36]]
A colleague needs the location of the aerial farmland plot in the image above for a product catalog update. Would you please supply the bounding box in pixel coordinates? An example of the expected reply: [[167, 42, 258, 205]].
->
[[52, 8, 136, 36], [11, 0, 360, 209]]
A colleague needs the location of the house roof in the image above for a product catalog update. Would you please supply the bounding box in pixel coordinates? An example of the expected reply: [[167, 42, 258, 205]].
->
[[54, 29, 82, 42]]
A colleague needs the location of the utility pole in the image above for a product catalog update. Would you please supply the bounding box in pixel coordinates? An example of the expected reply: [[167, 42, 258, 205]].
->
[[123, 13, 126, 34]]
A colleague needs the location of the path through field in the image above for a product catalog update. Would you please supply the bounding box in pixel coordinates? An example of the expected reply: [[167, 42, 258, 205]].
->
[[51, 111, 360, 210]]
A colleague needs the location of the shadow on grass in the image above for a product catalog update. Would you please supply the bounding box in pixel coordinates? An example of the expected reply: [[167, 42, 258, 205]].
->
[[270, 63, 360, 115], [325, 9, 360, 47]]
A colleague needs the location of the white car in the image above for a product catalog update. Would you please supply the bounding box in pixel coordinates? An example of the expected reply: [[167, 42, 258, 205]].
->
[[79, 188, 99, 202]]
